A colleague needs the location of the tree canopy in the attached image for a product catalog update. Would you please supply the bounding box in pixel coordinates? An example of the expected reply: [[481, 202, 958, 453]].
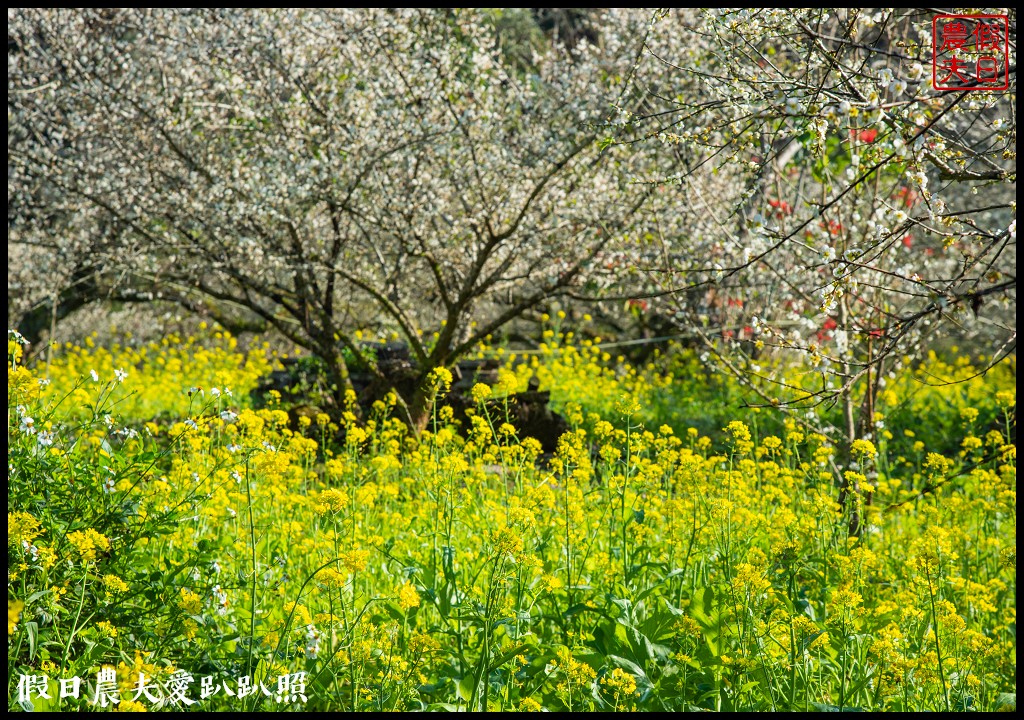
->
[[8, 8, 1015, 436]]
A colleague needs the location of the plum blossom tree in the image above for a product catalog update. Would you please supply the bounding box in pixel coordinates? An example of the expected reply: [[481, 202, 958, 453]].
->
[[8, 8, 675, 427], [615, 9, 1015, 532]]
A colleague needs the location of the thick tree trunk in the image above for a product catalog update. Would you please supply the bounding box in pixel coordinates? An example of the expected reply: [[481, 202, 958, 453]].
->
[[406, 381, 435, 435], [16, 266, 100, 350], [320, 343, 357, 417]]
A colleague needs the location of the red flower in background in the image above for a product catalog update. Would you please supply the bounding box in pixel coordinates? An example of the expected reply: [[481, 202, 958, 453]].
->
[[768, 198, 792, 217], [816, 317, 838, 342], [849, 128, 878, 143], [896, 186, 919, 208]]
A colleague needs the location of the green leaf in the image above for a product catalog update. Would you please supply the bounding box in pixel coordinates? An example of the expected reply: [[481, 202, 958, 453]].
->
[[488, 643, 530, 672], [26, 588, 52, 603], [663, 598, 686, 616], [456, 675, 475, 702], [253, 657, 271, 688], [25, 620, 38, 661], [795, 598, 816, 621], [801, 630, 826, 653], [417, 678, 451, 695], [607, 654, 649, 682], [995, 693, 1015, 711]]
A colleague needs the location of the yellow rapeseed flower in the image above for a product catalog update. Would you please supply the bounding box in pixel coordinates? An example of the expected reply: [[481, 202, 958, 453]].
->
[[103, 575, 130, 594], [471, 383, 491, 403], [8, 600, 24, 634], [284, 601, 312, 626], [397, 581, 421, 612], [341, 549, 370, 574], [67, 529, 110, 563], [8, 512, 44, 547], [8, 365, 39, 403], [601, 667, 639, 699], [850, 439, 877, 458], [427, 367, 453, 395], [178, 588, 203, 615]]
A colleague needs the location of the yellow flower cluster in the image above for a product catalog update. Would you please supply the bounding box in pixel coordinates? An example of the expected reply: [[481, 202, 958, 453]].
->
[[397, 581, 420, 612], [8, 365, 39, 404], [103, 575, 130, 594], [8, 600, 24, 634], [41, 329, 274, 421], [8, 512, 43, 547], [601, 667, 639, 704], [7, 328, 1015, 712], [178, 588, 203, 615], [67, 528, 110, 563]]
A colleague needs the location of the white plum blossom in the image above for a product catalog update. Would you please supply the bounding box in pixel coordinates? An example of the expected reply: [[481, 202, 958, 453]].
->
[[211, 585, 229, 616], [22, 541, 40, 561], [834, 329, 849, 354], [8, 8, 672, 427], [304, 624, 321, 659], [5, 8, 1013, 454]]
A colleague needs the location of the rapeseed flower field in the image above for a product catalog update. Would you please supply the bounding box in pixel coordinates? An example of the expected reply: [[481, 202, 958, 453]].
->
[[7, 329, 1016, 711]]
